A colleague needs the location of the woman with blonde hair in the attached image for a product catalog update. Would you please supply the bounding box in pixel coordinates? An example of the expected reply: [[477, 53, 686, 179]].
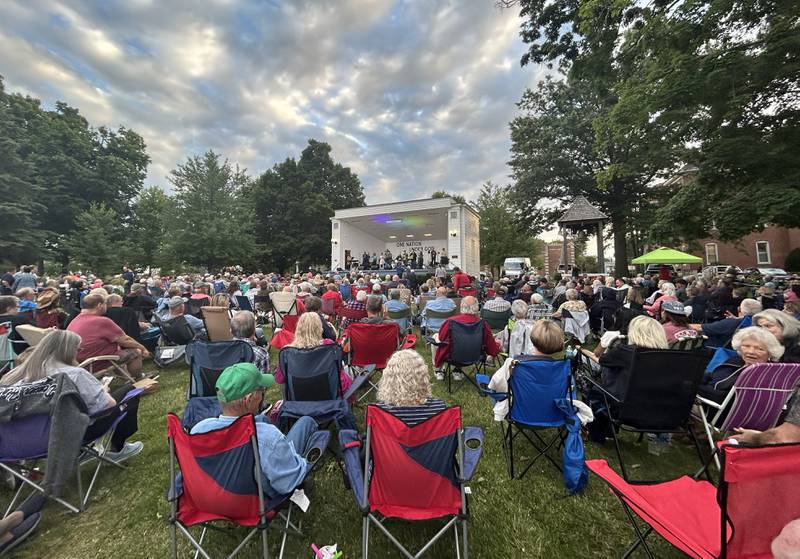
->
[[377, 349, 445, 425], [274, 312, 353, 396], [583, 315, 668, 442], [488, 320, 566, 421], [1, 330, 143, 461]]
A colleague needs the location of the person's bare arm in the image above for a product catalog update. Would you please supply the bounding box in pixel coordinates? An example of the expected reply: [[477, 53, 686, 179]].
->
[[731, 423, 800, 445], [580, 348, 600, 362], [116, 334, 150, 357]]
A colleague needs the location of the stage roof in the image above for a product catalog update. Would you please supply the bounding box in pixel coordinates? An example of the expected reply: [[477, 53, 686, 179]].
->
[[333, 197, 472, 243]]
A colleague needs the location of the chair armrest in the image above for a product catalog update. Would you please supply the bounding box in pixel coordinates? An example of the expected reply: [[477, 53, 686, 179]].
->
[[695, 395, 722, 410], [582, 374, 621, 403], [304, 430, 330, 467], [476, 374, 507, 403], [338, 429, 368, 510], [461, 426, 484, 481], [343, 366, 378, 401], [424, 335, 447, 347], [79, 355, 121, 368]]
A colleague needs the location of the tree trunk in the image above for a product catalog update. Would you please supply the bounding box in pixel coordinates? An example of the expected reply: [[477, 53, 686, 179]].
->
[[612, 219, 628, 278]]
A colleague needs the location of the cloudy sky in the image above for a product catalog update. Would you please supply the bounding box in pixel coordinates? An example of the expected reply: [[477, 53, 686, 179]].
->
[[1, 0, 547, 205]]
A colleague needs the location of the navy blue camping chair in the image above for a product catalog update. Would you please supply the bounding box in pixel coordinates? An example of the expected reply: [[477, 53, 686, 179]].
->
[[277, 345, 356, 432], [478, 358, 573, 480], [236, 295, 254, 312], [434, 320, 490, 394], [185, 339, 254, 398]]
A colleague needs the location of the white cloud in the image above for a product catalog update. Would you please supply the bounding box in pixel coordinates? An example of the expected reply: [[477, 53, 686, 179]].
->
[[0, 0, 545, 200]]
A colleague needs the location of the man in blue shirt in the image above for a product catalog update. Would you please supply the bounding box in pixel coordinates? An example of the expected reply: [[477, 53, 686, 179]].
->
[[421, 287, 457, 332], [191, 363, 318, 498], [690, 298, 762, 347], [385, 288, 410, 331], [164, 297, 206, 334]]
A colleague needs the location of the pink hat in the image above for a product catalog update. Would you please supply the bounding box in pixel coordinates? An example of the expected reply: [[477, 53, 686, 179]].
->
[[784, 290, 798, 302]]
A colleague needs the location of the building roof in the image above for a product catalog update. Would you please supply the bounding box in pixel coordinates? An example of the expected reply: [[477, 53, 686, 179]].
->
[[557, 196, 608, 225]]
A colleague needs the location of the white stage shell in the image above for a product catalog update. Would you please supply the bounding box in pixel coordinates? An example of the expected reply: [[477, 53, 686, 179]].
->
[[331, 197, 480, 276]]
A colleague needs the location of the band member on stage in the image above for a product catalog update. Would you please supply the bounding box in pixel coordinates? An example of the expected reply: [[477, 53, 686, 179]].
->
[[429, 247, 437, 268], [440, 248, 448, 267]]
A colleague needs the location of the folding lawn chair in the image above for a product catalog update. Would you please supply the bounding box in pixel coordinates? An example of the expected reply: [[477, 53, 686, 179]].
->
[[582, 348, 708, 481], [0, 379, 143, 514], [15, 324, 53, 348], [340, 405, 484, 559], [695, 362, 800, 469], [253, 295, 273, 326], [343, 322, 401, 402], [420, 307, 457, 335], [268, 292, 298, 329], [428, 320, 490, 394], [479, 308, 511, 331], [159, 315, 196, 346], [201, 306, 233, 342], [184, 298, 209, 319], [185, 339, 255, 398], [167, 413, 330, 559], [0, 322, 18, 375], [79, 354, 136, 383], [668, 335, 707, 351], [236, 295, 254, 312], [335, 307, 367, 336], [477, 358, 573, 479], [387, 307, 412, 332], [588, 442, 800, 559], [277, 344, 356, 432]]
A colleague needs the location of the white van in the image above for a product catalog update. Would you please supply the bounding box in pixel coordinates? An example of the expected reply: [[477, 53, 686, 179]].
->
[[502, 257, 531, 279]]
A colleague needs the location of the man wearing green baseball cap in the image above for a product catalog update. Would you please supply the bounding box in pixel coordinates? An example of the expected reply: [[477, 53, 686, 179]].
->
[[190, 362, 318, 497]]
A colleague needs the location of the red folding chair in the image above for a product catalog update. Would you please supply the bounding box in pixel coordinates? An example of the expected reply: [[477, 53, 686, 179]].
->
[[342, 322, 401, 402], [269, 314, 300, 350], [588, 442, 800, 558], [336, 307, 367, 335]]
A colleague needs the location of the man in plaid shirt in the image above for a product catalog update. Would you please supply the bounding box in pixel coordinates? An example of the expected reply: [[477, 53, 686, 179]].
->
[[231, 311, 270, 373], [340, 290, 368, 329]]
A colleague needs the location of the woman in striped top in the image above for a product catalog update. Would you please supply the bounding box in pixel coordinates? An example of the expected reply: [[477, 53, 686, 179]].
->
[[376, 349, 446, 426]]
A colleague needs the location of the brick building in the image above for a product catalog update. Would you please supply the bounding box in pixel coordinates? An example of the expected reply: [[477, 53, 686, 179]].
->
[[543, 241, 575, 278], [663, 165, 800, 271], [692, 228, 800, 270]]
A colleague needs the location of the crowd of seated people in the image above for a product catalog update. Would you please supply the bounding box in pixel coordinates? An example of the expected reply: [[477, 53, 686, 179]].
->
[[1, 260, 799, 555]]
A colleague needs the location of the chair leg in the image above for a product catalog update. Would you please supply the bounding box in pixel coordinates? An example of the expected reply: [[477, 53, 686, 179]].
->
[[462, 519, 469, 559], [262, 517, 270, 559], [508, 424, 515, 479], [687, 425, 713, 483], [362, 515, 369, 559], [454, 521, 461, 559], [609, 423, 630, 481], [171, 520, 178, 559], [618, 499, 655, 559]]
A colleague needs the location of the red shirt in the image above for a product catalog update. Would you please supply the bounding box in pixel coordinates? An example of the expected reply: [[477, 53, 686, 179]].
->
[[452, 271, 471, 292], [321, 290, 344, 309], [434, 314, 500, 368], [67, 313, 125, 362]]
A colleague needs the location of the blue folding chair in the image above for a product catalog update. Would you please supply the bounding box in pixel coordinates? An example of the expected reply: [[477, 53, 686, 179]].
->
[[478, 357, 572, 479], [185, 339, 255, 398], [277, 345, 356, 432]]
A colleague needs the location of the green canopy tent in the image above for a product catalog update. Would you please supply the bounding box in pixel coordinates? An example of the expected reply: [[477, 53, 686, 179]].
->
[[631, 247, 702, 265]]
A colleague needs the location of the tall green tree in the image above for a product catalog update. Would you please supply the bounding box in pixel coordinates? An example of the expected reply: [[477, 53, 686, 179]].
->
[[615, 1, 800, 241], [250, 140, 365, 273], [473, 182, 544, 277], [123, 186, 171, 269], [506, 2, 676, 276], [166, 151, 254, 271], [0, 79, 46, 264], [65, 202, 120, 277], [0, 77, 149, 268]]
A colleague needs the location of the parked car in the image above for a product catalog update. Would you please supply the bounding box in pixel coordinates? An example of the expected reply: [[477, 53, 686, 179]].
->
[[702, 265, 742, 278]]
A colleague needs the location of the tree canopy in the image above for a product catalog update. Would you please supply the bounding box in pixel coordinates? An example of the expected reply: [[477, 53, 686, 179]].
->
[[506, 0, 800, 262], [249, 140, 365, 273], [473, 182, 545, 277]]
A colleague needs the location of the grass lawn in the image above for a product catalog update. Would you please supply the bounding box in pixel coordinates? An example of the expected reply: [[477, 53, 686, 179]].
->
[[7, 335, 705, 558]]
